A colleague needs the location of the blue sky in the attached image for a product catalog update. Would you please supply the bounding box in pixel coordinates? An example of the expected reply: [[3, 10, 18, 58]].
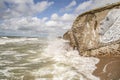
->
[[35, 0, 89, 18], [0, 0, 120, 37]]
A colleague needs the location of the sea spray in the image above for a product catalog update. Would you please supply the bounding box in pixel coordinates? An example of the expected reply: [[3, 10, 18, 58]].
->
[[33, 38, 100, 80], [0, 37, 100, 80]]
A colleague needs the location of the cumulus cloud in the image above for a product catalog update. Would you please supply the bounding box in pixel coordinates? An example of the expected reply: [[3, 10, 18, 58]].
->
[[50, 13, 76, 28], [75, 0, 120, 14], [51, 13, 59, 21], [1, 0, 120, 37], [46, 13, 76, 36], [60, 0, 76, 12], [90, 0, 120, 9], [0, 0, 54, 19], [61, 13, 75, 22], [1, 17, 45, 31], [0, 0, 76, 37], [75, 0, 92, 13], [0, 13, 76, 37]]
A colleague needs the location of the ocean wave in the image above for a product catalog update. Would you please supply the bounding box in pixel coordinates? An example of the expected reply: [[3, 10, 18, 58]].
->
[[0, 37, 39, 45], [32, 38, 100, 80], [0, 38, 100, 80]]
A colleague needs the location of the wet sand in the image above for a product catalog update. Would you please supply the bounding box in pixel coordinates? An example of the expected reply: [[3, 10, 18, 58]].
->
[[93, 55, 120, 80]]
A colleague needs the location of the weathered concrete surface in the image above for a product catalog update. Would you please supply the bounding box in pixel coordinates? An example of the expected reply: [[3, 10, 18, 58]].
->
[[63, 2, 120, 56]]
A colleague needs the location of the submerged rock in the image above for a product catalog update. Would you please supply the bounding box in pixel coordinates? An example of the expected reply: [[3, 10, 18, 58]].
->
[[63, 2, 120, 56]]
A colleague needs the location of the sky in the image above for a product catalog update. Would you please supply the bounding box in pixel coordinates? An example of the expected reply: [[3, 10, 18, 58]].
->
[[0, 0, 120, 37]]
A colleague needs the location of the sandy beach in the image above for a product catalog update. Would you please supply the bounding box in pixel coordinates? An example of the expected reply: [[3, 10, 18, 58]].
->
[[93, 55, 120, 80]]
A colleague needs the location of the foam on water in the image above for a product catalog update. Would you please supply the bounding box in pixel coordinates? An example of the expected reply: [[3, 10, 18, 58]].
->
[[0, 51, 16, 55], [0, 37, 100, 80], [32, 38, 100, 80], [0, 37, 39, 45]]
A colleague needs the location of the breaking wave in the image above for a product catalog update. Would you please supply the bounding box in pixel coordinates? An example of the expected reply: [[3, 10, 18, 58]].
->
[[0, 37, 100, 80], [32, 38, 100, 80]]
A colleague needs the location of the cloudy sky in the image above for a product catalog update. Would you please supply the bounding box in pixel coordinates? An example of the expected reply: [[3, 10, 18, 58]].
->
[[0, 0, 120, 37]]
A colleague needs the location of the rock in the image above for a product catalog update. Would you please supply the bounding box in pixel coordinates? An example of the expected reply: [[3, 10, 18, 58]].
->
[[63, 30, 77, 50], [63, 2, 120, 56]]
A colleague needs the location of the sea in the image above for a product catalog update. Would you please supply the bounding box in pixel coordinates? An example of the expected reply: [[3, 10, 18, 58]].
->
[[0, 36, 100, 80]]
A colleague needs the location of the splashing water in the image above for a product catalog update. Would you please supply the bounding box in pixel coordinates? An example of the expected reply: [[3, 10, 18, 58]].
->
[[32, 38, 100, 80], [0, 37, 99, 80]]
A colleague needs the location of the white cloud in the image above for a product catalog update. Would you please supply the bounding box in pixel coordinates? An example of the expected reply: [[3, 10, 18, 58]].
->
[[75, 0, 120, 14], [1, 0, 120, 37], [6, 0, 32, 3], [66, 0, 76, 10], [51, 13, 75, 22], [0, 13, 76, 36], [50, 13, 76, 28], [0, 0, 54, 19], [46, 21, 58, 27], [0, 17, 45, 31], [45, 13, 76, 36], [32, 1, 54, 13], [75, 0, 92, 13], [90, 0, 120, 9], [60, 0, 76, 12], [51, 13, 59, 21], [61, 13, 75, 22]]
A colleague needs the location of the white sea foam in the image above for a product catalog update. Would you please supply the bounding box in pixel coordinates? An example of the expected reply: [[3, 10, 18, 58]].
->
[[0, 38, 100, 80], [27, 50, 37, 54], [1, 37, 9, 39], [33, 38, 100, 80], [0, 67, 27, 78], [0, 51, 16, 55], [0, 37, 39, 45]]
